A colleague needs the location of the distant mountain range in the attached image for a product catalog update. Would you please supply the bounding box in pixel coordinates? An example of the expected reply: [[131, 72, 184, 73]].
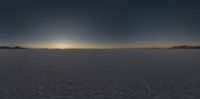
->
[[171, 45, 200, 49], [0, 46, 27, 49]]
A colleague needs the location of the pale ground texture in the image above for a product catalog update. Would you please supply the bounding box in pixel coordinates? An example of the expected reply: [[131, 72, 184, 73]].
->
[[0, 49, 200, 99]]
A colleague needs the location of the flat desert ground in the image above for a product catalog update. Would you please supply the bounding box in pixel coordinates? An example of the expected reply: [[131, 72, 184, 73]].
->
[[0, 49, 200, 99]]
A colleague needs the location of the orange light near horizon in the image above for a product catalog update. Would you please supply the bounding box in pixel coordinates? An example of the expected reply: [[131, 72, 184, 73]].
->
[[24, 43, 179, 49], [53, 43, 69, 49]]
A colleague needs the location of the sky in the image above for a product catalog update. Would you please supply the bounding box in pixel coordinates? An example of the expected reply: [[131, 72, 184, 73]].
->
[[0, 0, 200, 49]]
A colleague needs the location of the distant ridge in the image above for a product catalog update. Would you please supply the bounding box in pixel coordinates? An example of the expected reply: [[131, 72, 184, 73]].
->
[[171, 45, 200, 49], [0, 46, 27, 49]]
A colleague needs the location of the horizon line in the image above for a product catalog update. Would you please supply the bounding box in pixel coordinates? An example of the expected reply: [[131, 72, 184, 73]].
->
[[1, 45, 200, 50]]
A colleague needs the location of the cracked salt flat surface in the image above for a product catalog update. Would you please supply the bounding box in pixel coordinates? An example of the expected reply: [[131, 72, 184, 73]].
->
[[0, 49, 200, 99]]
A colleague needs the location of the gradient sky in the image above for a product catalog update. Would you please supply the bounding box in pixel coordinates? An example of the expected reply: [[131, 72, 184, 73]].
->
[[0, 0, 200, 48]]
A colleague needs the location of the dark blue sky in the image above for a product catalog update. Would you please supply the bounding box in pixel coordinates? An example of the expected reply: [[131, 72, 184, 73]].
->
[[0, 0, 200, 48]]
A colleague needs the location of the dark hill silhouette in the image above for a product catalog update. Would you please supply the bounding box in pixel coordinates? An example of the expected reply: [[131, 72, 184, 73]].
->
[[172, 45, 200, 49], [0, 46, 27, 49]]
